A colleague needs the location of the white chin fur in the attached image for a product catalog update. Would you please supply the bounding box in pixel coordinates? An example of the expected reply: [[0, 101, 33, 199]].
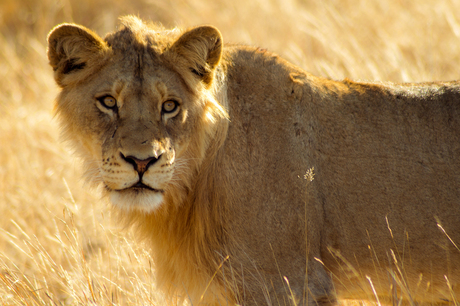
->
[[109, 189, 164, 213]]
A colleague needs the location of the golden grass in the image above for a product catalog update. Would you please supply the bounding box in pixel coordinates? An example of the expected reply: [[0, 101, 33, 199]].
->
[[1, 0, 460, 304]]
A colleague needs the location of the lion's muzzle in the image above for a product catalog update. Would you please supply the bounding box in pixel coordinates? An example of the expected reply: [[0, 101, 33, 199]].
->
[[120, 152, 162, 177]]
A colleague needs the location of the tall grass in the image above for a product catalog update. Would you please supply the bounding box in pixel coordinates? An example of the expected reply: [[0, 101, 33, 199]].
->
[[1, 0, 460, 304]]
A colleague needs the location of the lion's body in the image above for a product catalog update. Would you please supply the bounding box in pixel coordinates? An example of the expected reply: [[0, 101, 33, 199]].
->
[[47, 17, 460, 305]]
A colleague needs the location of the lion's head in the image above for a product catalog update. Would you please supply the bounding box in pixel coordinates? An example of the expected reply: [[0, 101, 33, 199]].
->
[[47, 16, 228, 213]]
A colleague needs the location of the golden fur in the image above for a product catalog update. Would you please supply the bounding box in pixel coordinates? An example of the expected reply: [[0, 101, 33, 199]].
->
[[48, 16, 460, 305]]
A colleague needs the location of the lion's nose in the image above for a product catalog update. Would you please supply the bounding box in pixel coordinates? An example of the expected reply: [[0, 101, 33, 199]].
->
[[120, 153, 161, 176]]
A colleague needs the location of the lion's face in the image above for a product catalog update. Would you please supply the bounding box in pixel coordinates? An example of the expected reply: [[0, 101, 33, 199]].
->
[[62, 57, 200, 212], [48, 17, 225, 212]]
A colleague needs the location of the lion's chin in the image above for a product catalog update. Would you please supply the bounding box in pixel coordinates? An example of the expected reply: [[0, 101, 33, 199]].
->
[[108, 188, 165, 213]]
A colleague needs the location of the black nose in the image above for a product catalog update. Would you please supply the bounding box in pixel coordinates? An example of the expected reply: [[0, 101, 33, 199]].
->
[[120, 153, 161, 176]]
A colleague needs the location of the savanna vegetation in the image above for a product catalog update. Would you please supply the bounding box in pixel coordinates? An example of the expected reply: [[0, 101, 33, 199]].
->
[[1, 0, 460, 304]]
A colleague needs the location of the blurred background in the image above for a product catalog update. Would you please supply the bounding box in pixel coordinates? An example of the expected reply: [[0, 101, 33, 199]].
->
[[1, 0, 460, 304]]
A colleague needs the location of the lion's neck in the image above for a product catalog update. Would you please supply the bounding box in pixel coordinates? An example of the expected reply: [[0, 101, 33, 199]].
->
[[148, 147, 231, 304]]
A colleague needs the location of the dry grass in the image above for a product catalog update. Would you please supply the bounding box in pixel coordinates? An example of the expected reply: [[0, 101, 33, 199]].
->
[[1, 0, 460, 304]]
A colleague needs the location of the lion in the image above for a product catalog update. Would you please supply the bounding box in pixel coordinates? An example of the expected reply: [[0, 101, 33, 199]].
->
[[47, 16, 460, 305]]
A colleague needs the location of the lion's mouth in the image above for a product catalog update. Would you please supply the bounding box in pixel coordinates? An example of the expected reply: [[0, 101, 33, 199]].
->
[[109, 182, 164, 193], [131, 182, 164, 193], [105, 181, 166, 213]]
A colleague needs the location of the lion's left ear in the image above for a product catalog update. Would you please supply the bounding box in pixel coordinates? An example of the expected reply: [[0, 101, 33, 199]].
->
[[168, 26, 223, 86], [47, 23, 109, 87]]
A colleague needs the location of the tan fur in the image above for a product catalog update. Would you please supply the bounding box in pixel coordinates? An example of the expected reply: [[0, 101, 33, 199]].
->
[[48, 16, 460, 305]]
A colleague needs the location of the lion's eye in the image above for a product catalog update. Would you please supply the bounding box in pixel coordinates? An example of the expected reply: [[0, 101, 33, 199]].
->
[[162, 100, 179, 113], [97, 95, 117, 109]]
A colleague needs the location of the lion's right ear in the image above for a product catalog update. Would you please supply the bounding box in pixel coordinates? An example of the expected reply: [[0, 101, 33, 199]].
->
[[47, 24, 109, 87], [167, 26, 223, 87]]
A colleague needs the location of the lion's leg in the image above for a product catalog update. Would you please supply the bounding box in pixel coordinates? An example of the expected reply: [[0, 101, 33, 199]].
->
[[287, 260, 336, 306], [306, 259, 337, 306], [243, 260, 336, 306]]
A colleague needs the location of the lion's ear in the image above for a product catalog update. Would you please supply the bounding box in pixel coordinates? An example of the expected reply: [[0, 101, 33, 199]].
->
[[169, 26, 223, 86], [47, 24, 108, 87]]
